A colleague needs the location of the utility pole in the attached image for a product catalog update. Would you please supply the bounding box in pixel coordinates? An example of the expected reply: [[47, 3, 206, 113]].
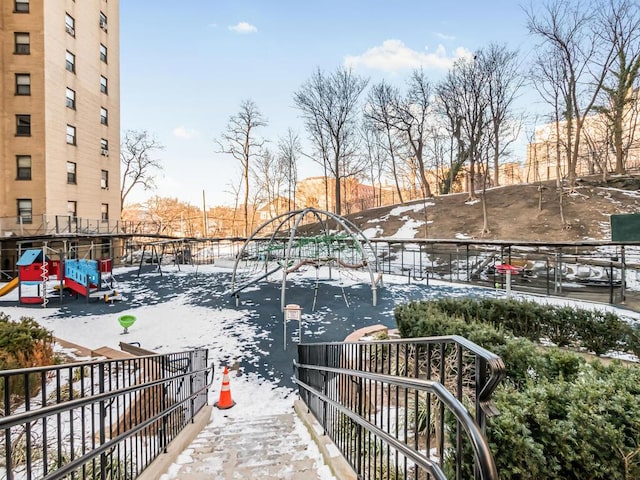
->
[[202, 190, 208, 237]]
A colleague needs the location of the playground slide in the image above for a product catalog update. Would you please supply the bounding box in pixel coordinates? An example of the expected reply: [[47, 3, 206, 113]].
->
[[64, 277, 90, 297], [0, 277, 19, 297]]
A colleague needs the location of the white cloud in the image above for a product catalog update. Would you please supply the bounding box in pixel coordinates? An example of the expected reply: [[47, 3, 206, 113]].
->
[[173, 126, 199, 140], [434, 32, 455, 41], [228, 22, 257, 34], [344, 39, 472, 73]]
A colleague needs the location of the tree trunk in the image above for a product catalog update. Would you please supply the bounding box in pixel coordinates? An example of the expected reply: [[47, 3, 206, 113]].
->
[[382, 127, 403, 203], [614, 107, 626, 174], [334, 154, 341, 216], [493, 124, 501, 186], [468, 155, 477, 201], [481, 193, 489, 236]]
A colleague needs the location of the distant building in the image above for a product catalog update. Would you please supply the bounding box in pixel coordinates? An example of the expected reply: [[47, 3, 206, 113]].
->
[[0, 0, 121, 236], [525, 93, 640, 182], [296, 177, 398, 215]]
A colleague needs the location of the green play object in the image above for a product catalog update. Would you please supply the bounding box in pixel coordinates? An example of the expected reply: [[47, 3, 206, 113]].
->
[[118, 314, 137, 334]]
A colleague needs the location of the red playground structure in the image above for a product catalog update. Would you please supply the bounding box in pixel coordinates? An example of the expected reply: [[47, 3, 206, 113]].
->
[[15, 248, 117, 305]]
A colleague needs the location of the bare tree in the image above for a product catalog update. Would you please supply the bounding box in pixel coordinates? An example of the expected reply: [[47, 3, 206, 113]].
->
[[294, 67, 369, 215], [434, 82, 467, 194], [361, 124, 389, 207], [530, 49, 567, 189], [481, 44, 525, 186], [582, 115, 613, 179], [595, 0, 640, 174], [530, 50, 571, 227], [252, 148, 290, 218], [399, 69, 435, 198], [527, 0, 616, 189], [278, 129, 301, 211], [120, 130, 164, 207], [217, 99, 267, 236], [437, 54, 490, 201], [424, 123, 452, 196], [364, 80, 405, 203], [366, 70, 435, 199]]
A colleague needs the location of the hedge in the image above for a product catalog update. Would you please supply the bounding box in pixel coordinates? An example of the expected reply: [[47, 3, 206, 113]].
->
[[0, 313, 55, 405], [395, 298, 640, 480], [396, 297, 640, 357]]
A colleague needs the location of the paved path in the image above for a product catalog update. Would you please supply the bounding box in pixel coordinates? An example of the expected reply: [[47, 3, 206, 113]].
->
[[161, 411, 336, 480]]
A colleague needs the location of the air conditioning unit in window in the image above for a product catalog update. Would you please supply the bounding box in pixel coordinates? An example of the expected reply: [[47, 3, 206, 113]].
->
[[99, 20, 107, 32], [65, 25, 75, 36], [101, 149, 109, 157]]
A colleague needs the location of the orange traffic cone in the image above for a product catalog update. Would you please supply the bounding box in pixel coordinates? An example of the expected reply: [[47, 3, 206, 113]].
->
[[214, 366, 236, 409]]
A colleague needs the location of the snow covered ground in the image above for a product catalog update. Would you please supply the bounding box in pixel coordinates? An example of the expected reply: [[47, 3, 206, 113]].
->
[[1, 262, 638, 478]]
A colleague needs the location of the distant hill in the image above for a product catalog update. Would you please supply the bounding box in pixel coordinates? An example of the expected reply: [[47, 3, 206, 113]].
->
[[343, 175, 640, 242]]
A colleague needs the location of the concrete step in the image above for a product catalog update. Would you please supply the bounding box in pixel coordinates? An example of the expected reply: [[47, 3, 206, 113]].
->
[[166, 412, 330, 480]]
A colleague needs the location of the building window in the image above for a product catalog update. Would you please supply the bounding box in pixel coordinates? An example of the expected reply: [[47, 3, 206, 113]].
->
[[17, 155, 31, 180], [101, 170, 109, 189], [101, 204, 109, 222], [65, 13, 75, 36], [66, 87, 76, 109], [16, 115, 31, 136], [100, 107, 108, 125], [67, 162, 77, 184], [67, 201, 77, 220], [14, 33, 30, 54], [99, 12, 107, 31], [65, 50, 76, 73], [17, 199, 32, 224], [100, 75, 108, 94], [100, 43, 107, 63], [66, 124, 76, 145], [14, 0, 29, 13], [15, 73, 30, 95], [101, 138, 109, 156]]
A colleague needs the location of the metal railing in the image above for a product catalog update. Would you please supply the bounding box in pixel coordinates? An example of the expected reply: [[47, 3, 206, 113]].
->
[[0, 349, 213, 479], [295, 336, 505, 480], [0, 215, 124, 237]]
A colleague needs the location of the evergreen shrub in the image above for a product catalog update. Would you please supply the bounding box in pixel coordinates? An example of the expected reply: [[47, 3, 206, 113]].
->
[[395, 298, 640, 479]]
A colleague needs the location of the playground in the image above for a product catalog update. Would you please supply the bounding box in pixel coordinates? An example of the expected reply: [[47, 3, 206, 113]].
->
[[0, 209, 638, 388], [0, 248, 120, 305], [1, 255, 637, 389]]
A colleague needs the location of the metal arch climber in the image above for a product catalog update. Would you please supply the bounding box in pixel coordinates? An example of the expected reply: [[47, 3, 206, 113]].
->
[[230, 207, 379, 310]]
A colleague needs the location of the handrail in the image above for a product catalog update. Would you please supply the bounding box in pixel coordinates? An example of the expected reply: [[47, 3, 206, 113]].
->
[[1, 349, 214, 480], [355, 335, 506, 406], [0, 364, 211, 431], [295, 337, 505, 480], [303, 335, 505, 415], [295, 363, 499, 480]]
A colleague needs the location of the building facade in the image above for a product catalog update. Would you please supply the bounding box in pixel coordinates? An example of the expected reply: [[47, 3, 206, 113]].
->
[[525, 93, 640, 183], [0, 0, 120, 236]]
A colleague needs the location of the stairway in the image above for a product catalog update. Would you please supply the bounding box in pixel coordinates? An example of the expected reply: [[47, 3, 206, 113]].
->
[[163, 412, 333, 479]]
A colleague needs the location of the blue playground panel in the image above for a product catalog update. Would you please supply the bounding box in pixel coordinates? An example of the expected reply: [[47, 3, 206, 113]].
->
[[17, 249, 43, 266], [65, 259, 100, 286]]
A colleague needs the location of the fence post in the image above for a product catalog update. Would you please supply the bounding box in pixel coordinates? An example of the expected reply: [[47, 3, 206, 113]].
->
[[322, 344, 328, 435], [161, 356, 169, 453], [190, 351, 195, 423], [356, 344, 363, 476], [98, 362, 107, 480]]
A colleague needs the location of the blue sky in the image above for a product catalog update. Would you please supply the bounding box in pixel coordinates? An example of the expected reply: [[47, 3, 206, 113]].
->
[[120, 1, 537, 207]]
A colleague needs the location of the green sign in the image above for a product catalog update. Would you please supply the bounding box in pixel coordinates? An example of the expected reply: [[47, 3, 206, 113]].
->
[[611, 213, 640, 241]]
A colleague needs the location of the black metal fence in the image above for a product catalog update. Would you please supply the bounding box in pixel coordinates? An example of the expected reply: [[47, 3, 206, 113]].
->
[[0, 349, 213, 479], [295, 336, 505, 480], [187, 236, 637, 305]]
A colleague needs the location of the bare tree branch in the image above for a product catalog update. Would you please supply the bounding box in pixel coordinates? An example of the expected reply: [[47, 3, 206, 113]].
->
[[216, 99, 267, 236], [294, 66, 369, 215], [120, 130, 164, 207]]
